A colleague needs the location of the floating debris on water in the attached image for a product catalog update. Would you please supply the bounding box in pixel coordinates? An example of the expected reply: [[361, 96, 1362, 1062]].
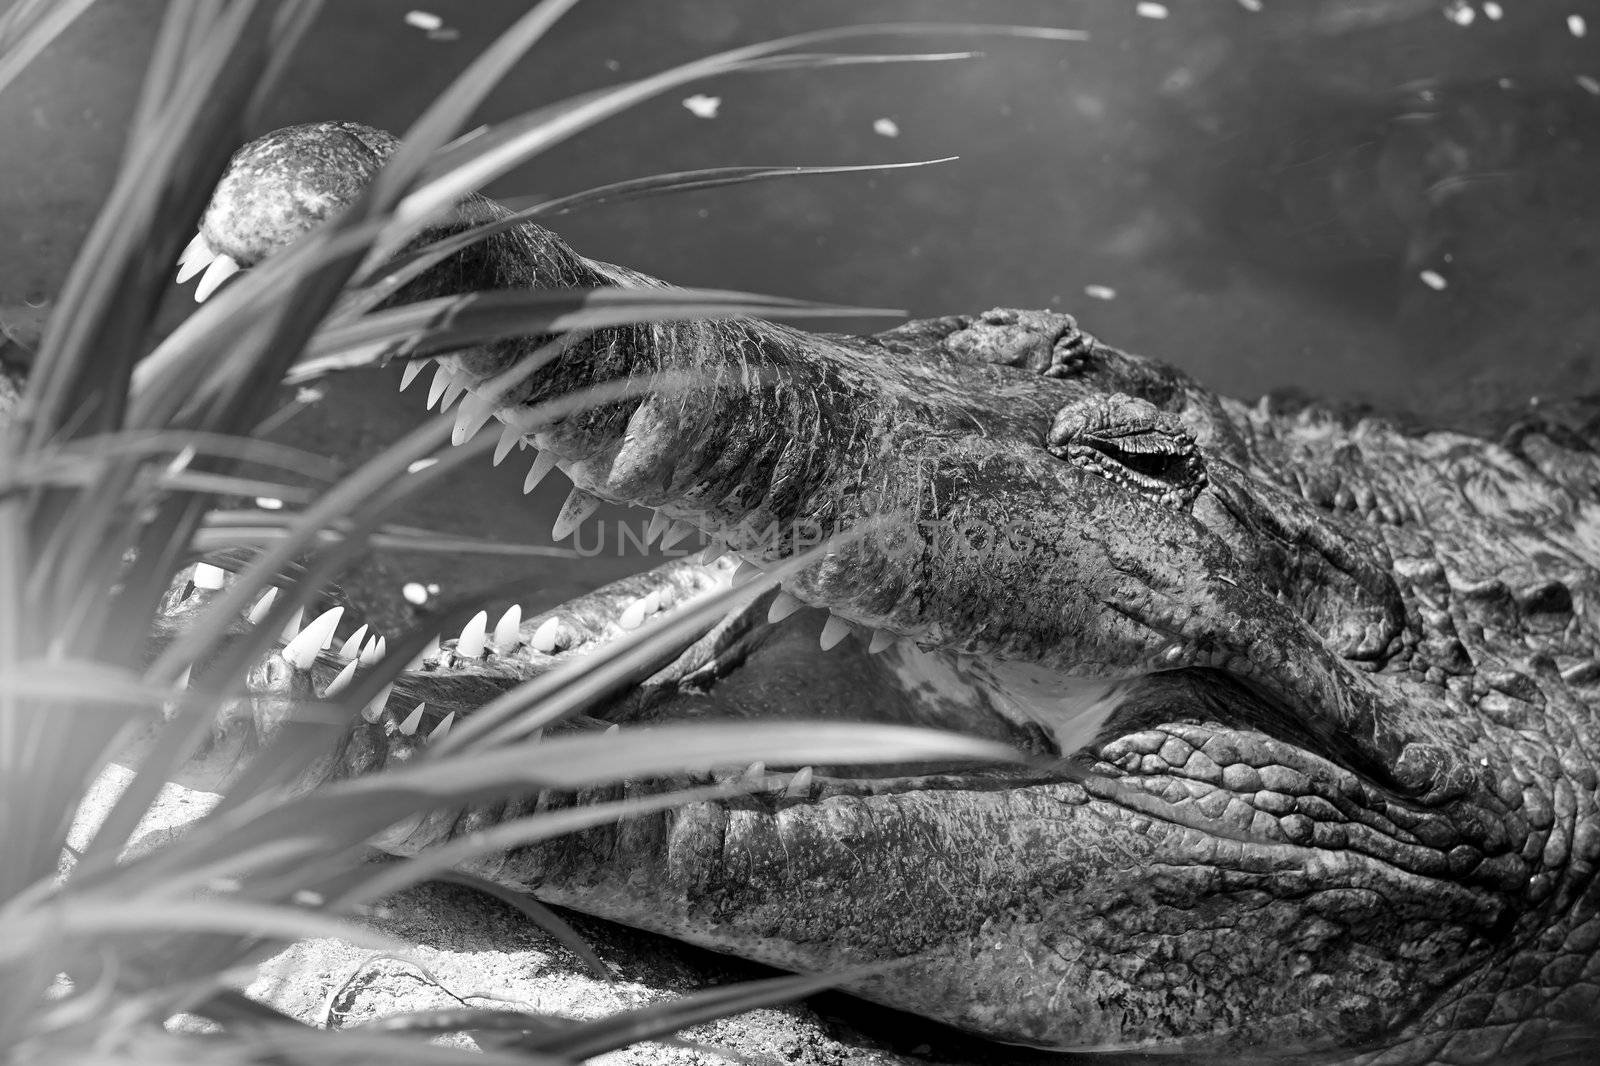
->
[[1085, 284, 1117, 301], [254, 497, 283, 510], [403, 10, 441, 31], [406, 458, 439, 473], [1443, 1, 1474, 26], [873, 117, 900, 138], [1579, 75, 1600, 95], [1419, 270, 1448, 291], [402, 582, 428, 605], [1136, 2, 1169, 19], [1570, 14, 1588, 38], [682, 94, 721, 119], [1236, 0, 1261, 12], [1482, 2, 1502, 19]]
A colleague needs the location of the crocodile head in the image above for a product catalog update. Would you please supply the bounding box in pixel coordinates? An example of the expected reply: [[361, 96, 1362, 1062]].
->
[[171, 122, 1600, 1062]]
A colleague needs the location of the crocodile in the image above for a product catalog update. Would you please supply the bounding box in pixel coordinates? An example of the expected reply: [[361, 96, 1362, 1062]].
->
[[152, 122, 1600, 1063]]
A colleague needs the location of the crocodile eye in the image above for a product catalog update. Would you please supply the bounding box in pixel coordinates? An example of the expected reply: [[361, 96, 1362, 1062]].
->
[[1047, 394, 1207, 507]]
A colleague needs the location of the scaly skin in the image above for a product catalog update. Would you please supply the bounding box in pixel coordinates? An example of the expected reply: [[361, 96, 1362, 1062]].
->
[[165, 122, 1600, 1063]]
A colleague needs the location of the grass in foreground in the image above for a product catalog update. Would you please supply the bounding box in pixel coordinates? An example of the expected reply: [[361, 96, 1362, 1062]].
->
[[0, 1, 1069, 1060]]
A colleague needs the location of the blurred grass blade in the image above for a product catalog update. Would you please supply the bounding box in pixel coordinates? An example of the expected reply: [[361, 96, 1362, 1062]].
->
[[428, 870, 612, 984], [346, 156, 956, 320], [0, 0, 98, 100]]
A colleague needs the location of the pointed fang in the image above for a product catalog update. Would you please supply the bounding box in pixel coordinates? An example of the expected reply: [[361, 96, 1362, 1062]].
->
[[732, 560, 765, 587], [398, 703, 426, 736], [426, 363, 454, 410], [523, 450, 558, 494], [456, 610, 488, 658], [429, 711, 455, 743], [282, 606, 344, 670], [337, 623, 370, 661], [440, 376, 468, 412], [619, 596, 650, 630], [819, 615, 853, 650], [175, 236, 214, 282], [194, 253, 241, 301], [552, 488, 601, 541], [530, 616, 563, 653], [699, 539, 727, 563], [645, 510, 670, 545], [399, 359, 427, 391], [767, 590, 805, 623], [323, 658, 359, 698], [784, 766, 815, 797], [360, 634, 386, 666], [451, 392, 496, 446], [362, 682, 394, 723], [493, 423, 521, 465], [868, 628, 896, 654], [493, 604, 522, 651], [247, 587, 278, 625]]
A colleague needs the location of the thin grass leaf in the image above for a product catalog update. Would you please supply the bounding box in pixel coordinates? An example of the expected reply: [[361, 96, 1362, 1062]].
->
[[428, 870, 612, 985], [346, 156, 956, 320], [190, 516, 583, 560], [0, 0, 99, 100], [0, 898, 403, 961], [398, 23, 1085, 234], [294, 286, 901, 382]]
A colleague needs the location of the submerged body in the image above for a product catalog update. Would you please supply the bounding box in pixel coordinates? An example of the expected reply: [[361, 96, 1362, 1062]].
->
[[168, 123, 1600, 1063]]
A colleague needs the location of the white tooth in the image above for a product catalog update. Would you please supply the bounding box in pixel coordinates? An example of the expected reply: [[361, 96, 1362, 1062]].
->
[[868, 629, 896, 655], [767, 590, 805, 623], [360, 634, 385, 666], [426, 364, 454, 410], [193, 254, 241, 301], [645, 511, 670, 545], [732, 560, 765, 587], [604, 723, 620, 736], [493, 424, 521, 465], [323, 658, 359, 697], [282, 606, 344, 670], [523, 450, 558, 494], [362, 682, 394, 723], [552, 489, 601, 540], [399, 359, 427, 391], [661, 519, 697, 550], [451, 392, 495, 446], [819, 615, 853, 650], [247, 587, 278, 625], [398, 702, 426, 735], [530, 616, 563, 653], [428, 711, 455, 743], [493, 604, 522, 651], [174, 665, 192, 692], [192, 562, 227, 590], [179, 231, 208, 265], [440, 377, 468, 412], [619, 597, 650, 630], [456, 610, 488, 658], [176, 235, 214, 281], [784, 766, 814, 797], [337, 623, 370, 661], [699, 540, 728, 563], [279, 606, 304, 642], [743, 761, 766, 783]]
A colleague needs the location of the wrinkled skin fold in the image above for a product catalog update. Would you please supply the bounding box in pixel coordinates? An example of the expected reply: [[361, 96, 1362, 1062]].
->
[[158, 122, 1600, 1063]]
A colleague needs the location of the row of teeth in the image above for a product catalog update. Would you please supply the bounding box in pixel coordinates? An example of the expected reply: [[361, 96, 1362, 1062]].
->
[[407, 356, 904, 655], [188, 562, 824, 794], [177, 234, 905, 659]]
